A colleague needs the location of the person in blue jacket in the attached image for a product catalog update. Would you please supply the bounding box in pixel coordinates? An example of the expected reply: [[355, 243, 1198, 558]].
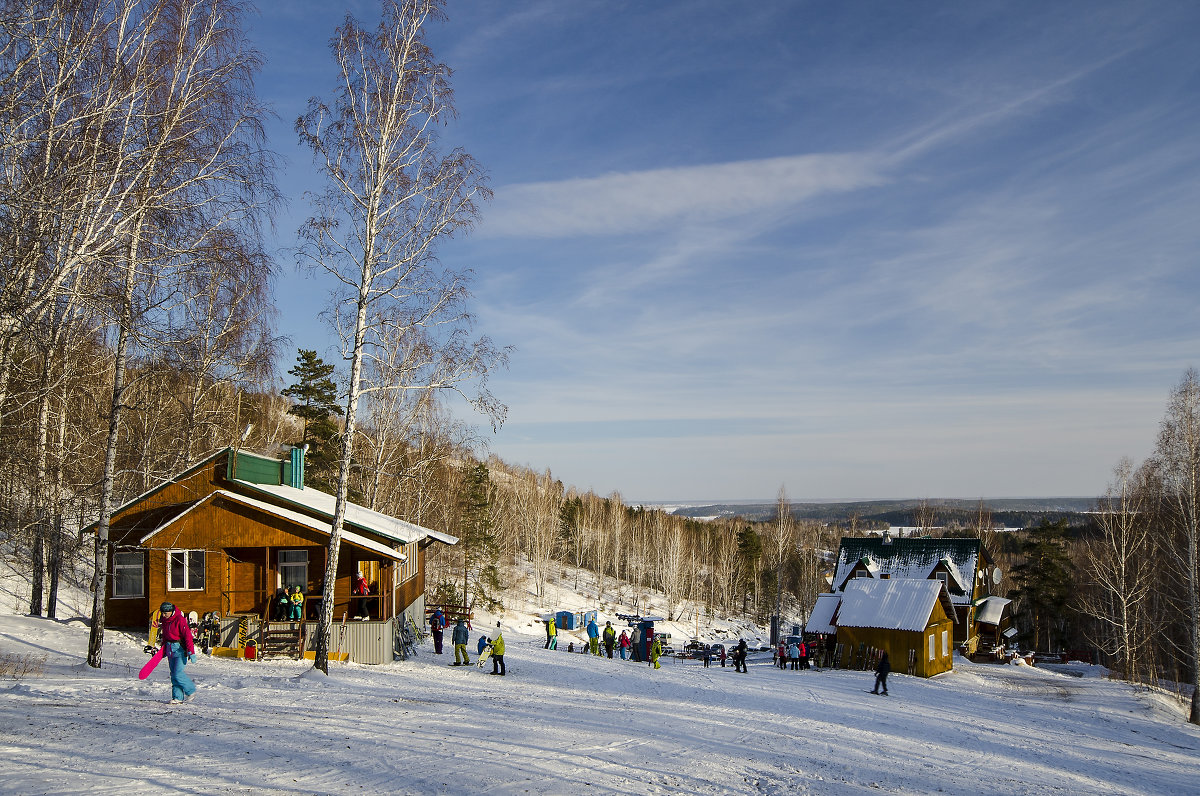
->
[[587, 617, 600, 655], [430, 608, 445, 654]]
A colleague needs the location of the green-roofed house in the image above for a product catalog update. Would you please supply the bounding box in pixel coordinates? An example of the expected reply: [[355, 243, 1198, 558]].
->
[[829, 532, 1008, 656], [93, 447, 457, 663]]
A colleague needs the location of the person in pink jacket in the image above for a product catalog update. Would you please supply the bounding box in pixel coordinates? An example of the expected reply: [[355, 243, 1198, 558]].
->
[[156, 602, 196, 703]]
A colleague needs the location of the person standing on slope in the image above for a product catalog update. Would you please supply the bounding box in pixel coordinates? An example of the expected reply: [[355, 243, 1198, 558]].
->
[[618, 629, 631, 660], [602, 621, 617, 658], [545, 615, 557, 649], [430, 608, 445, 654], [452, 618, 471, 665], [157, 602, 196, 703], [734, 639, 748, 673], [489, 622, 506, 676], [649, 635, 663, 669], [872, 651, 890, 695], [586, 616, 600, 655]]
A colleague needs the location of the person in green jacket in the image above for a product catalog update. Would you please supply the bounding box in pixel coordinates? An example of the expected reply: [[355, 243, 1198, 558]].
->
[[602, 621, 617, 658], [489, 622, 506, 676], [649, 636, 663, 670]]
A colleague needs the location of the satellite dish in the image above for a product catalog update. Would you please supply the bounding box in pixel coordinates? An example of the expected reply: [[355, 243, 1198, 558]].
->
[[992, 567, 1002, 585]]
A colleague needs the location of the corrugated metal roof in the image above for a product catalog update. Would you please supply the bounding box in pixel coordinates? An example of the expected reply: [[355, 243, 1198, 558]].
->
[[832, 537, 983, 605], [805, 593, 842, 634], [139, 491, 407, 562], [836, 579, 948, 632], [234, 479, 459, 546]]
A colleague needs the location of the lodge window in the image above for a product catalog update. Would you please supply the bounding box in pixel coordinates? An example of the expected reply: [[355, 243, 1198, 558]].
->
[[279, 550, 308, 589], [928, 634, 935, 662], [113, 551, 144, 598], [394, 551, 417, 586], [942, 629, 949, 657], [168, 550, 205, 591], [934, 572, 948, 586]]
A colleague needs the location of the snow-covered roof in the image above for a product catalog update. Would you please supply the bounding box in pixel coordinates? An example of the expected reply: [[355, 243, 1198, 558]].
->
[[832, 537, 985, 605], [139, 491, 408, 562], [805, 593, 842, 634], [233, 479, 458, 547], [974, 596, 1012, 626], [836, 579, 955, 632]]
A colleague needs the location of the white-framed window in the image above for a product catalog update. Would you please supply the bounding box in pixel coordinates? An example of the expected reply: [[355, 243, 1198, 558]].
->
[[928, 634, 935, 661], [941, 629, 949, 657], [113, 551, 144, 598], [168, 549, 205, 591], [279, 550, 308, 589], [934, 571, 948, 585], [855, 569, 871, 578]]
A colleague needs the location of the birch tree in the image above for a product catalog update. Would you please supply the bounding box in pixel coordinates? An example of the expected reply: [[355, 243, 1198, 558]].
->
[[297, 0, 502, 673], [1155, 368, 1200, 724]]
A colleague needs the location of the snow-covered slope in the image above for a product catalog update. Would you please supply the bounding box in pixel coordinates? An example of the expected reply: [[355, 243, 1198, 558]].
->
[[3, 558, 1200, 794]]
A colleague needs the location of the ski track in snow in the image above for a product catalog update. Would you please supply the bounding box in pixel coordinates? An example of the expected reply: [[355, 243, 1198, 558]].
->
[[2, 613, 1200, 795]]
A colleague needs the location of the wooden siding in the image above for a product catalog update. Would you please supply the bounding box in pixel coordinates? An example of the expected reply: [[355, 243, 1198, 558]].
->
[[835, 584, 956, 678]]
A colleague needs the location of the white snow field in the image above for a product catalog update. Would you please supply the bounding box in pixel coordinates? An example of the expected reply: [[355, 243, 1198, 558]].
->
[[2, 607, 1200, 796]]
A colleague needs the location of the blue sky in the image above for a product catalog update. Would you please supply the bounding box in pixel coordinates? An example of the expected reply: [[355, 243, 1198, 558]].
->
[[249, 1, 1200, 502]]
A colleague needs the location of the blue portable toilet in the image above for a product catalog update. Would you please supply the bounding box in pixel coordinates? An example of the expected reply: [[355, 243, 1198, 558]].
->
[[582, 610, 597, 627], [638, 620, 655, 661], [556, 610, 575, 630]]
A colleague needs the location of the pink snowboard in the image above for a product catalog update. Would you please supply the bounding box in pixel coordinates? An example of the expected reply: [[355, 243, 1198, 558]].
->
[[139, 648, 164, 680]]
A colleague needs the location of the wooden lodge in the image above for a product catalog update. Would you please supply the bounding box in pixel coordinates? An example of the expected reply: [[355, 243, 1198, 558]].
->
[[829, 533, 1007, 655], [96, 447, 457, 663]]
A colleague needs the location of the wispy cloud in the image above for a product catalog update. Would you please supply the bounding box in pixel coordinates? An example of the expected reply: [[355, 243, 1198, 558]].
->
[[479, 153, 886, 238]]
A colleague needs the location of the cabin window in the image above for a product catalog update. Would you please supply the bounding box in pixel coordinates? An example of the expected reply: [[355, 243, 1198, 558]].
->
[[855, 569, 871, 578], [113, 551, 144, 598], [394, 550, 416, 586], [279, 550, 308, 590], [928, 634, 935, 661], [935, 572, 948, 585], [941, 629, 949, 657], [168, 550, 205, 591]]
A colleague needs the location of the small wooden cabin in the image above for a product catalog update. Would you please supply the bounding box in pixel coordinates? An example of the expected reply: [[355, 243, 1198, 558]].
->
[[97, 447, 456, 657], [833, 578, 956, 678]]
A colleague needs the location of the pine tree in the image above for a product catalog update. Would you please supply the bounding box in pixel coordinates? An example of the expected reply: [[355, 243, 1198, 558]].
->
[[282, 349, 343, 490], [1011, 519, 1076, 652], [458, 463, 500, 610]]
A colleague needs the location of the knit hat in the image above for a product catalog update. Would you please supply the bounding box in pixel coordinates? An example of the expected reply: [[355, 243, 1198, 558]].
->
[[160, 602, 174, 613]]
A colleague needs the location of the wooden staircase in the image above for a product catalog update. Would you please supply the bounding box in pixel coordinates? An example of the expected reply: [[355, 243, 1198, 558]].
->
[[259, 621, 304, 659]]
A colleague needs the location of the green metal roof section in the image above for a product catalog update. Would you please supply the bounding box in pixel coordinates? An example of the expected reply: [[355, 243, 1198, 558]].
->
[[229, 450, 283, 486]]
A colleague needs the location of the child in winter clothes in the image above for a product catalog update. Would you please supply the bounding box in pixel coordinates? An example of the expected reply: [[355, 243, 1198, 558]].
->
[[155, 602, 196, 703]]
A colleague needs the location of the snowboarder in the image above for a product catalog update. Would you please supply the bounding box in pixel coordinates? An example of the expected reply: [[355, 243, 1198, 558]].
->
[[649, 636, 663, 669], [452, 618, 470, 665], [545, 615, 557, 649], [602, 621, 617, 658], [586, 616, 600, 655], [618, 630, 630, 660], [477, 635, 489, 656], [489, 622, 506, 676], [156, 602, 196, 703], [289, 586, 304, 621], [430, 608, 445, 654], [872, 651, 890, 695]]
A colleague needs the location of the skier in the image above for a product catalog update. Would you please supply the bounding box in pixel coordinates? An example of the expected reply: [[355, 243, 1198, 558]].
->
[[452, 618, 470, 665], [618, 629, 631, 660], [489, 622, 506, 676], [602, 621, 617, 658], [430, 608, 445, 654], [871, 651, 891, 695], [157, 602, 196, 703], [586, 616, 600, 655], [545, 615, 557, 650]]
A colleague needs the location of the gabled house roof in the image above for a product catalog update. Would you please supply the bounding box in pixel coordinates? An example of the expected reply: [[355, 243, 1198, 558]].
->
[[836, 578, 956, 632], [832, 536, 988, 606], [973, 595, 1012, 627]]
